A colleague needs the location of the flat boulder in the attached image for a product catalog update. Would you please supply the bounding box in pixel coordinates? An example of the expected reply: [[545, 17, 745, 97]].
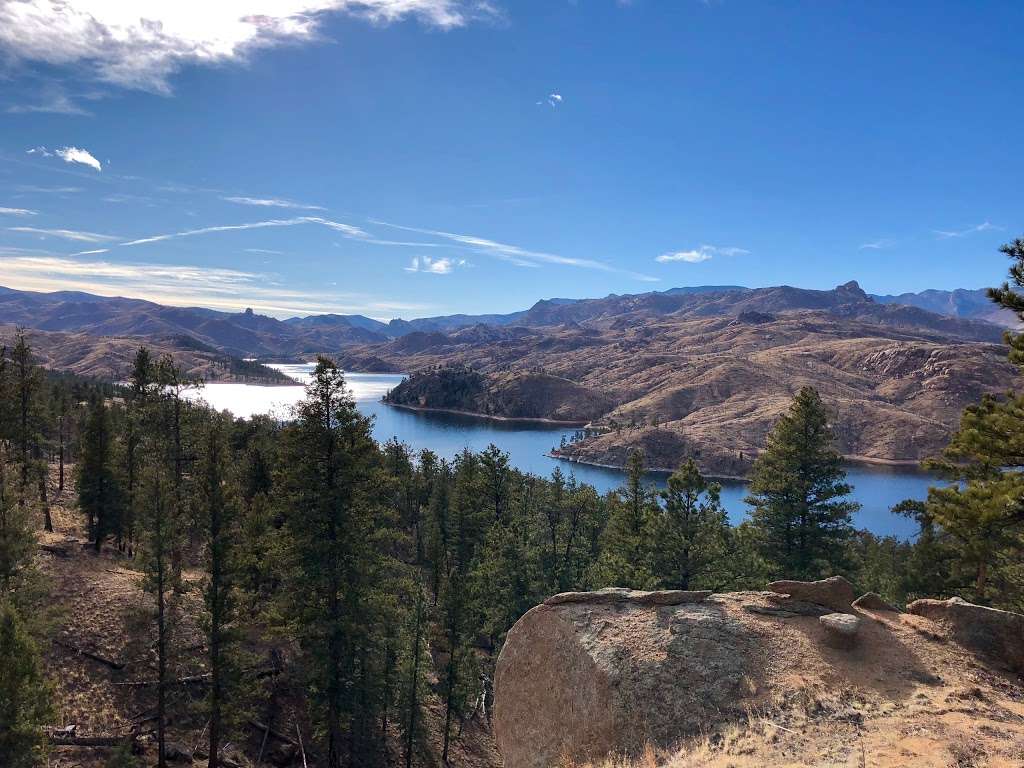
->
[[907, 597, 1024, 672], [767, 576, 856, 613], [494, 591, 760, 768], [820, 612, 861, 643], [852, 592, 899, 612]]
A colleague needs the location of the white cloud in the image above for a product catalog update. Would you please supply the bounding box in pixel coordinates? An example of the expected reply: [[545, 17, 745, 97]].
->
[[119, 215, 367, 246], [55, 146, 102, 171], [547, 92, 563, 107], [223, 196, 325, 211], [26, 146, 52, 157], [8, 90, 91, 115], [375, 220, 658, 281], [655, 244, 748, 263], [0, 0, 501, 93], [405, 255, 464, 274], [8, 226, 118, 242], [16, 185, 82, 193], [0, 207, 38, 216], [0, 251, 433, 318], [859, 238, 896, 250], [934, 221, 1004, 239]]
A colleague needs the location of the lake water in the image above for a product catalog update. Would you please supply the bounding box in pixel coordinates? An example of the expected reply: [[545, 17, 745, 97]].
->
[[182, 365, 934, 539]]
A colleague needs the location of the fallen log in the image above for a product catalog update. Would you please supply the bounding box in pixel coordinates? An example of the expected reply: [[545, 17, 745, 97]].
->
[[40, 544, 71, 558], [248, 719, 299, 747], [54, 638, 126, 670], [115, 672, 211, 687], [48, 734, 127, 747]]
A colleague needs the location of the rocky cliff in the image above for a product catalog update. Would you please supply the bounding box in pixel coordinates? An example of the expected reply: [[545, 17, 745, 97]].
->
[[494, 583, 1024, 768]]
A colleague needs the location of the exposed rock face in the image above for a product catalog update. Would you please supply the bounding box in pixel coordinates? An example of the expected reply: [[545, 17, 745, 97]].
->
[[493, 593, 762, 768], [907, 597, 1024, 672], [853, 592, 900, 611], [819, 612, 861, 641], [544, 587, 712, 606], [767, 576, 856, 613]]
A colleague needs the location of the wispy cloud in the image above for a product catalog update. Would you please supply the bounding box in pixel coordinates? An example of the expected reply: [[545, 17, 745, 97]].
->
[[8, 226, 118, 243], [655, 244, 749, 263], [375, 220, 658, 281], [16, 185, 82, 194], [8, 89, 91, 116], [223, 196, 325, 211], [0, 207, 37, 217], [859, 238, 897, 251], [933, 221, 1003, 240], [56, 146, 102, 171], [405, 256, 465, 274], [27, 145, 102, 171], [0, 252, 432, 319], [120, 216, 367, 247], [0, 1, 501, 94]]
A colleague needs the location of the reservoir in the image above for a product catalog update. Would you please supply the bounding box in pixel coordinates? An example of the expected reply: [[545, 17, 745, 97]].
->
[[183, 365, 934, 539]]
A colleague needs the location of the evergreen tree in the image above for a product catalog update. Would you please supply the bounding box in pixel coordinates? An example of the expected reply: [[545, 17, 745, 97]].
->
[[0, 600, 53, 768], [398, 590, 430, 768], [653, 459, 730, 590], [279, 357, 392, 767], [196, 416, 242, 768], [77, 396, 123, 552], [746, 387, 858, 580], [0, 465, 35, 596], [5, 332, 48, 530], [592, 450, 659, 589], [139, 468, 184, 768]]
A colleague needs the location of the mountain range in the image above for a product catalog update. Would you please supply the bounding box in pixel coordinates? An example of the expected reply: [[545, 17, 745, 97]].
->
[[0, 283, 1012, 366]]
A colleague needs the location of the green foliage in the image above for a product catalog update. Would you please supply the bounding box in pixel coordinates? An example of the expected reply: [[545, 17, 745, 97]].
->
[[592, 451, 660, 589], [76, 396, 124, 551], [746, 387, 858, 580], [653, 459, 730, 590], [0, 600, 53, 768], [0, 465, 36, 595]]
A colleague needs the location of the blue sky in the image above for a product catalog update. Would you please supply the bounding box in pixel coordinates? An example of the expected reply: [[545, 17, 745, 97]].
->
[[0, 0, 1021, 319]]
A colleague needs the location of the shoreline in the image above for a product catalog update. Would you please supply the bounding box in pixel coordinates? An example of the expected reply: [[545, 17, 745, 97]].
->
[[548, 450, 932, 481], [382, 400, 589, 427]]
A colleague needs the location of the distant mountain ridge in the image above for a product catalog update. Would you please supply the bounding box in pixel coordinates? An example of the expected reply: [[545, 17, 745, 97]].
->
[[0, 282, 1010, 362]]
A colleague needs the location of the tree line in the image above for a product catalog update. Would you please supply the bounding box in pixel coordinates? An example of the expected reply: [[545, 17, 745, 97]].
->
[[0, 237, 1022, 767]]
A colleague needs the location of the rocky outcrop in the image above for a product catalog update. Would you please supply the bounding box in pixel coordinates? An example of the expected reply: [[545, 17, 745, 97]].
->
[[853, 591, 899, 611], [819, 612, 861, 646], [495, 588, 1024, 768], [493, 592, 763, 768], [907, 597, 1024, 672], [767, 576, 856, 613]]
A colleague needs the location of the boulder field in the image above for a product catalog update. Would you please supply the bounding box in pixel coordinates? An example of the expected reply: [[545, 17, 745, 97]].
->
[[493, 580, 1024, 768]]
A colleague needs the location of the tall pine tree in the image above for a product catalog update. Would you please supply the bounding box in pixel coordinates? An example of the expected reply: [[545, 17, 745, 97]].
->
[[746, 387, 858, 580]]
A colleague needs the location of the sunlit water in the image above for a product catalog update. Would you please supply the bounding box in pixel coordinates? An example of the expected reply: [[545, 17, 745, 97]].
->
[[182, 364, 935, 539]]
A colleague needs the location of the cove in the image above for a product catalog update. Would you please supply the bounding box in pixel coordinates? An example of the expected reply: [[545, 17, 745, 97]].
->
[[182, 366, 934, 539]]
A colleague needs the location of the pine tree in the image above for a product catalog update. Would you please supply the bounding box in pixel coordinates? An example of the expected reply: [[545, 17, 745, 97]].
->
[[77, 396, 124, 552], [0, 464, 35, 596], [196, 416, 242, 768], [398, 591, 430, 768], [0, 600, 53, 768], [746, 387, 858, 580], [279, 357, 391, 767], [6, 332, 48, 530], [653, 459, 730, 590], [139, 468, 184, 768], [592, 450, 658, 589]]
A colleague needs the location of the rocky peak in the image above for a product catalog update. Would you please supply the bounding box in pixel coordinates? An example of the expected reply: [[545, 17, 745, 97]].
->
[[835, 280, 870, 303]]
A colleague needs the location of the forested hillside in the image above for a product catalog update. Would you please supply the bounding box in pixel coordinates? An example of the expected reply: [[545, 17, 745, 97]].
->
[[3, 246, 1024, 767]]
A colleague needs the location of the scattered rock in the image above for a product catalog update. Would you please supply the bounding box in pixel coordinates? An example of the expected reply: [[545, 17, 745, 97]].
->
[[164, 742, 194, 763], [820, 612, 861, 642], [494, 596, 759, 768], [907, 597, 1024, 672], [768, 576, 856, 613], [543, 588, 711, 606], [853, 592, 899, 611]]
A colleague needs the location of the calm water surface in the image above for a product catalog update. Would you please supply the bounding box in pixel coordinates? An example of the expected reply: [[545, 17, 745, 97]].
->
[[183, 364, 933, 539]]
